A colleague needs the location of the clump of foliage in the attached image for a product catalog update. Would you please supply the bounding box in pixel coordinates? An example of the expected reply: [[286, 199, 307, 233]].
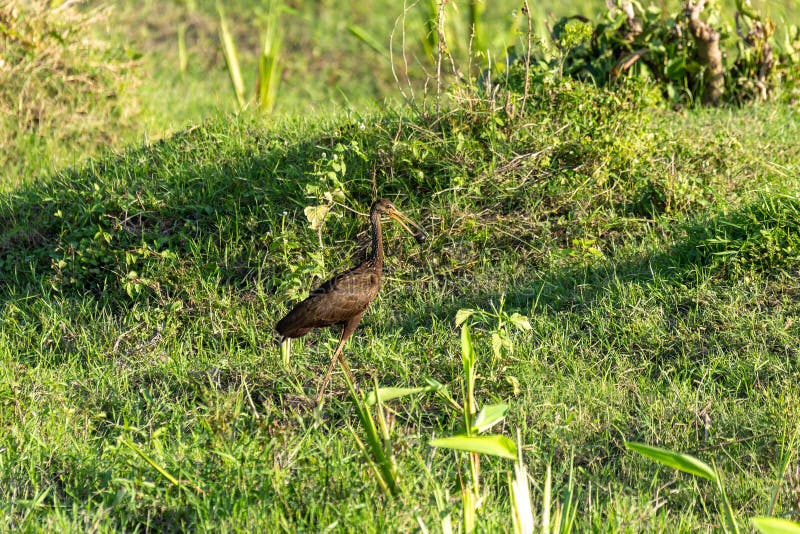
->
[[502, 0, 800, 106], [0, 0, 137, 183]]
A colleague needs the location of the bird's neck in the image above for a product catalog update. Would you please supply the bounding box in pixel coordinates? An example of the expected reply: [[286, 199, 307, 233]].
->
[[370, 210, 384, 271]]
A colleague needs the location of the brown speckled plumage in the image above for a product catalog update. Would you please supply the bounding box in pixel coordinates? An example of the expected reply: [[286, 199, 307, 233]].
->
[[275, 199, 427, 402]]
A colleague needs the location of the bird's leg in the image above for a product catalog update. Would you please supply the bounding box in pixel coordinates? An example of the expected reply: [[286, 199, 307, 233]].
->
[[315, 312, 364, 404], [316, 337, 351, 403]]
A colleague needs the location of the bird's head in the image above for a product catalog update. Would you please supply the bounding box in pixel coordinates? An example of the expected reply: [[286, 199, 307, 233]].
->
[[372, 199, 428, 244]]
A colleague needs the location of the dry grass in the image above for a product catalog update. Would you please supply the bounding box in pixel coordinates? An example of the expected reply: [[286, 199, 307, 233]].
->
[[0, 0, 138, 185]]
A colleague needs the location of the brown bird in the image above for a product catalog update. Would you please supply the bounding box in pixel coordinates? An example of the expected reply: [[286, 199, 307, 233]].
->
[[275, 199, 427, 403]]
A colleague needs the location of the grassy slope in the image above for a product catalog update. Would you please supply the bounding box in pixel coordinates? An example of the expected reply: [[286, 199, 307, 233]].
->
[[1, 80, 800, 531]]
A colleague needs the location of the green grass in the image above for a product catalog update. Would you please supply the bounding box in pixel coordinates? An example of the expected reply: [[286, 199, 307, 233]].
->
[[2, 79, 800, 530], [2, 0, 800, 530]]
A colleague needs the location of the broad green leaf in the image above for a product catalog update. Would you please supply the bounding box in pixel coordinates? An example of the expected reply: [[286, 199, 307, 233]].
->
[[472, 403, 509, 433], [365, 384, 440, 405], [323, 188, 345, 202], [509, 312, 532, 331], [431, 434, 517, 460], [491, 332, 503, 359], [752, 517, 800, 534], [304, 204, 330, 231], [455, 309, 475, 326], [625, 442, 717, 481]]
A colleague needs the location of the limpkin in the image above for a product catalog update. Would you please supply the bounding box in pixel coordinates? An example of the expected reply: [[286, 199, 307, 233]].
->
[[275, 199, 427, 402]]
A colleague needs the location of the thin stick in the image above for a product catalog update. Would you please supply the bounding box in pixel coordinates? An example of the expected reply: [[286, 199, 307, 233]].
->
[[522, 0, 533, 115], [436, 0, 447, 114]]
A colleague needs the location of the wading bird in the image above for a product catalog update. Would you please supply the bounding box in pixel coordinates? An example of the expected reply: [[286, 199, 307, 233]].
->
[[275, 199, 427, 403]]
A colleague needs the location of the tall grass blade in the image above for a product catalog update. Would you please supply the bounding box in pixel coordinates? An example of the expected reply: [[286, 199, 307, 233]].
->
[[178, 24, 188, 73], [347, 426, 391, 496], [468, 0, 485, 54], [257, 2, 282, 114], [419, 0, 439, 64], [559, 453, 578, 534], [217, 3, 246, 109], [509, 430, 534, 534], [461, 324, 476, 432], [713, 460, 740, 534], [625, 442, 717, 481], [121, 439, 182, 489], [347, 24, 389, 61], [345, 371, 400, 496], [280, 338, 291, 368], [542, 461, 551, 534], [462, 479, 476, 534], [768, 429, 798, 516]]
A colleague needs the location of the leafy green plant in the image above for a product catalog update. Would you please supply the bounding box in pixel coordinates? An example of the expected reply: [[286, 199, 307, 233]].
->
[[430, 323, 517, 530], [217, 1, 284, 113], [346, 376, 402, 497], [455, 296, 531, 360], [499, 0, 800, 106], [302, 142, 359, 247]]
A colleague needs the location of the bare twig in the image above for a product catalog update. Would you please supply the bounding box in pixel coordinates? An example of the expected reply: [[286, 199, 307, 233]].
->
[[436, 0, 447, 114], [521, 0, 533, 115]]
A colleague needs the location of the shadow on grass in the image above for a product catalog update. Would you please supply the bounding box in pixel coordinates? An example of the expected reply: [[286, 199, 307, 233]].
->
[[417, 190, 800, 320], [0, 115, 440, 307]]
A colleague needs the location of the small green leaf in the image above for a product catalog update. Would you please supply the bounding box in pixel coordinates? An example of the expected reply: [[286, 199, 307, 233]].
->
[[365, 384, 440, 405], [455, 309, 475, 326], [625, 442, 717, 481], [431, 434, 517, 460], [509, 313, 532, 331], [471, 403, 509, 433]]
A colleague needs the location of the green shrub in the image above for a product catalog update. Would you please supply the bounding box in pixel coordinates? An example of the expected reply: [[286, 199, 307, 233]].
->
[[498, 2, 800, 106]]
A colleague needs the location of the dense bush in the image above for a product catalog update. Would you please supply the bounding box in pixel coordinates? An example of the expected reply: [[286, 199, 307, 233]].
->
[[499, 1, 800, 106]]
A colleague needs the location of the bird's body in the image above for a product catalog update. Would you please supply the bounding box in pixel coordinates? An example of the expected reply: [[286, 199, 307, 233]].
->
[[275, 199, 426, 402]]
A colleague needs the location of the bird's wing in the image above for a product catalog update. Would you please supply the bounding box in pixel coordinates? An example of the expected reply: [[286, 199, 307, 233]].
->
[[275, 267, 379, 337]]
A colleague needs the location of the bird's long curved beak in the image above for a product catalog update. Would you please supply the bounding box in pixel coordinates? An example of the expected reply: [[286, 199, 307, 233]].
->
[[388, 208, 428, 244]]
